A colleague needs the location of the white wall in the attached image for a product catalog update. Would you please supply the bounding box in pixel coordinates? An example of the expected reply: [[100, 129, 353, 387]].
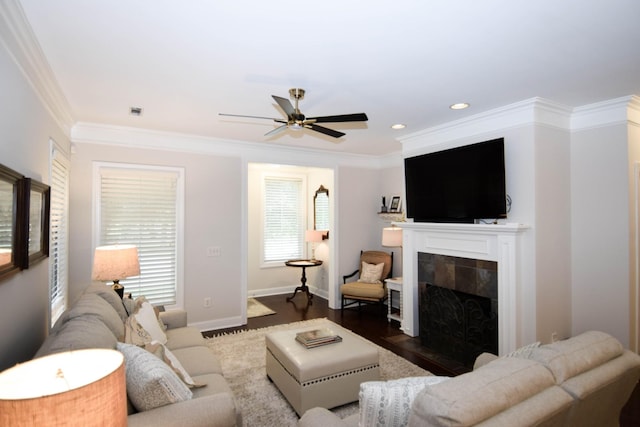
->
[[0, 42, 71, 370]]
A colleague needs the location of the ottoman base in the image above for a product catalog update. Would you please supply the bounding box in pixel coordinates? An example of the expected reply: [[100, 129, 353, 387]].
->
[[266, 347, 380, 416]]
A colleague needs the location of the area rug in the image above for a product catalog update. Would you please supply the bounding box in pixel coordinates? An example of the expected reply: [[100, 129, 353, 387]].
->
[[247, 298, 276, 318], [206, 318, 431, 426]]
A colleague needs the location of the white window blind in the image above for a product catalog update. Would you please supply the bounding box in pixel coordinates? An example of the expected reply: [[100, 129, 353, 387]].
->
[[97, 165, 182, 306], [50, 145, 70, 326], [263, 176, 304, 263]]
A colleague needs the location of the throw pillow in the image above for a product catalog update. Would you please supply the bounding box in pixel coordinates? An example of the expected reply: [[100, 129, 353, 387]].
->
[[145, 341, 205, 388], [359, 376, 450, 427], [134, 300, 168, 344], [124, 313, 153, 346], [505, 341, 541, 359], [117, 342, 192, 412], [358, 261, 384, 284]]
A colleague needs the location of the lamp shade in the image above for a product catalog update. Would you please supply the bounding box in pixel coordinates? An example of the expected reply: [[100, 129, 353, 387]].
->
[[382, 226, 403, 247], [305, 230, 324, 243], [0, 349, 127, 426], [92, 244, 140, 282]]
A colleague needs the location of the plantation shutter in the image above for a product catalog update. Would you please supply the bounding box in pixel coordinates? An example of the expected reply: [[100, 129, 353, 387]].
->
[[263, 177, 304, 262], [50, 146, 70, 326], [98, 167, 180, 305]]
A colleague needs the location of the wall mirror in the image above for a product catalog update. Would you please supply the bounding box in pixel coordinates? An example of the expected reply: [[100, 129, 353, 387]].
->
[[22, 178, 50, 268], [314, 185, 329, 237], [0, 164, 24, 281]]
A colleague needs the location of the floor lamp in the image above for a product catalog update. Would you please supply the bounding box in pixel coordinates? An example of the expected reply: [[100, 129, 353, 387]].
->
[[92, 244, 140, 298]]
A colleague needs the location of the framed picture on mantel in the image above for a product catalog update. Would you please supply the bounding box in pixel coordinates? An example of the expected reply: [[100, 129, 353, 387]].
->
[[389, 196, 401, 213]]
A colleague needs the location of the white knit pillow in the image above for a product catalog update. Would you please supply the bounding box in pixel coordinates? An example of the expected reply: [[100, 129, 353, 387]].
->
[[358, 261, 384, 284], [117, 343, 192, 411], [359, 376, 450, 427]]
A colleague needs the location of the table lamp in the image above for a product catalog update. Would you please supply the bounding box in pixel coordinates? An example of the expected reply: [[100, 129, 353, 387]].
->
[[382, 225, 403, 248], [0, 348, 127, 426], [305, 230, 324, 261], [92, 244, 140, 298]]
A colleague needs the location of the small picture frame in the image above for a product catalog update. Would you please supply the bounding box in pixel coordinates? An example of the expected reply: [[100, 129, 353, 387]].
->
[[389, 196, 401, 212]]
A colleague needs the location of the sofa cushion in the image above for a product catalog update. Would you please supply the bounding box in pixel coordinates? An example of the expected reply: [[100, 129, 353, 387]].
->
[[359, 376, 450, 427], [68, 293, 125, 341], [170, 346, 223, 376], [35, 315, 118, 358], [410, 357, 556, 427], [117, 342, 192, 412], [84, 283, 129, 321], [165, 327, 206, 350], [527, 331, 624, 383]]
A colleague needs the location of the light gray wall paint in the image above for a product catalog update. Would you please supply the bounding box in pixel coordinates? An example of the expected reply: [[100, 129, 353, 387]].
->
[[571, 124, 632, 347], [0, 42, 71, 371], [69, 143, 243, 326]]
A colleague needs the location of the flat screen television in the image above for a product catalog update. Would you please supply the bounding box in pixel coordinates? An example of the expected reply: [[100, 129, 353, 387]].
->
[[404, 138, 507, 223]]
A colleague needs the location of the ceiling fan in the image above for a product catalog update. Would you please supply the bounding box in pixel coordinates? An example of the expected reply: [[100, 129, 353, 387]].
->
[[219, 88, 368, 138]]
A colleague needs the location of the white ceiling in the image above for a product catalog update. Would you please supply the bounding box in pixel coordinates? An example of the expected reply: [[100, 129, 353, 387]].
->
[[16, 0, 640, 156]]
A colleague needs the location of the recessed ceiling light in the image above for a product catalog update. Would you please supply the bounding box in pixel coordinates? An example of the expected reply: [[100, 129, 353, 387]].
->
[[129, 107, 144, 116], [450, 103, 470, 110], [391, 123, 406, 130]]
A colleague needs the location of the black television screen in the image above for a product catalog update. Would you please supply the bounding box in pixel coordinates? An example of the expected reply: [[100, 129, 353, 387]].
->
[[404, 138, 507, 223]]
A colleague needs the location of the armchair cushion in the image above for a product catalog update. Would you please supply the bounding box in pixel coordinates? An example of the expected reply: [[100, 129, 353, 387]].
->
[[358, 261, 384, 284], [341, 281, 385, 300]]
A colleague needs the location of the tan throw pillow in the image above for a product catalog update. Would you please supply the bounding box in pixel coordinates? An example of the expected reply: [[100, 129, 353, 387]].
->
[[124, 314, 153, 346], [144, 341, 205, 389], [358, 261, 384, 284]]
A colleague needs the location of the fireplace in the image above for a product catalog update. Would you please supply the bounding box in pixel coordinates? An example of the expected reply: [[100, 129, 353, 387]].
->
[[398, 222, 528, 355], [418, 253, 498, 366]]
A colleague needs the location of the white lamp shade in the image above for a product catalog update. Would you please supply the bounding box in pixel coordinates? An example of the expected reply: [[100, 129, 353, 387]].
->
[[0, 349, 127, 426], [382, 227, 403, 247], [305, 230, 324, 243], [92, 244, 140, 282]]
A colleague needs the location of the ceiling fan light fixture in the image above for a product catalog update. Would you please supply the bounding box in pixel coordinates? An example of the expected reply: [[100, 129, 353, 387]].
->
[[290, 123, 303, 130], [450, 102, 470, 110]]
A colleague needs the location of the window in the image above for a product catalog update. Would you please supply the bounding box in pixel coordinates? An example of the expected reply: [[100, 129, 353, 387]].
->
[[263, 175, 305, 264], [94, 163, 184, 307], [49, 142, 70, 326]]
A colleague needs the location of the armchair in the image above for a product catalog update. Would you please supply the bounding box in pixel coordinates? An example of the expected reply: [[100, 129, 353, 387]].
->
[[341, 250, 393, 315]]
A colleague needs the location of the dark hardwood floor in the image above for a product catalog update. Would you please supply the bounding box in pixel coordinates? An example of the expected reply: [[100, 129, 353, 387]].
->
[[203, 294, 640, 426]]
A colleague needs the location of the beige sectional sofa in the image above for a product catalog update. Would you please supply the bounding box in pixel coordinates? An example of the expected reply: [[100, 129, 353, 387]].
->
[[34, 284, 241, 427], [299, 331, 640, 427]]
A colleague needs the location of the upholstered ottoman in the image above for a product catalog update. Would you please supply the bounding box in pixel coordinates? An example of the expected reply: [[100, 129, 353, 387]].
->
[[265, 321, 380, 416]]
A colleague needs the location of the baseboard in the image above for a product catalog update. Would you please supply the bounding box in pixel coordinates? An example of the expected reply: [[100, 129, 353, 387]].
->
[[248, 285, 327, 299], [191, 316, 244, 333]]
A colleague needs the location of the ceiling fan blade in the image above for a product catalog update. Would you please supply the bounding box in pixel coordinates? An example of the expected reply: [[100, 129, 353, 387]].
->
[[306, 113, 368, 123], [272, 95, 296, 118], [265, 124, 288, 137], [219, 113, 280, 121], [307, 124, 345, 138]]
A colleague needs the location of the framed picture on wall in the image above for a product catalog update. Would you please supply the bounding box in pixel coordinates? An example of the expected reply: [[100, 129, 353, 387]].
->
[[389, 196, 401, 212], [18, 178, 50, 268]]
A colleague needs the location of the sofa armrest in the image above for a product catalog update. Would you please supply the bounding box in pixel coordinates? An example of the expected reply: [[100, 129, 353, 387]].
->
[[127, 393, 240, 427], [473, 352, 499, 370], [298, 407, 355, 427], [159, 309, 188, 329]]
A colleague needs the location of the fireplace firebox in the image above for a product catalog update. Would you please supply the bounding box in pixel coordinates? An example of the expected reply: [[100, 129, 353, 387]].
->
[[418, 253, 498, 367]]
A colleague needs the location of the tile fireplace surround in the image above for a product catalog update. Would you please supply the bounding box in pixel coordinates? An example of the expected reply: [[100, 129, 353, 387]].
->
[[398, 222, 529, 355]]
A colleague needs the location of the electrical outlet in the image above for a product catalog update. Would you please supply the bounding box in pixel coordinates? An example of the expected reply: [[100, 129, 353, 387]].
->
[[204, 297, 212, 308], [206, 246, 221, 257]]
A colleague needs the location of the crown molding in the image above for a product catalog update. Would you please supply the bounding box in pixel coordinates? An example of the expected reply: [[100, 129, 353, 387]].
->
[[571, 95, 640, 131], [71, 122, 401, 169], [398, 97, 573, 157], [0, 0, 74, 137]]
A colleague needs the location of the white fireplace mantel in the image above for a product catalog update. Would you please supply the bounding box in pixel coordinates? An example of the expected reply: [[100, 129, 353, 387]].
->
[[397, 222, 529, 355]]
